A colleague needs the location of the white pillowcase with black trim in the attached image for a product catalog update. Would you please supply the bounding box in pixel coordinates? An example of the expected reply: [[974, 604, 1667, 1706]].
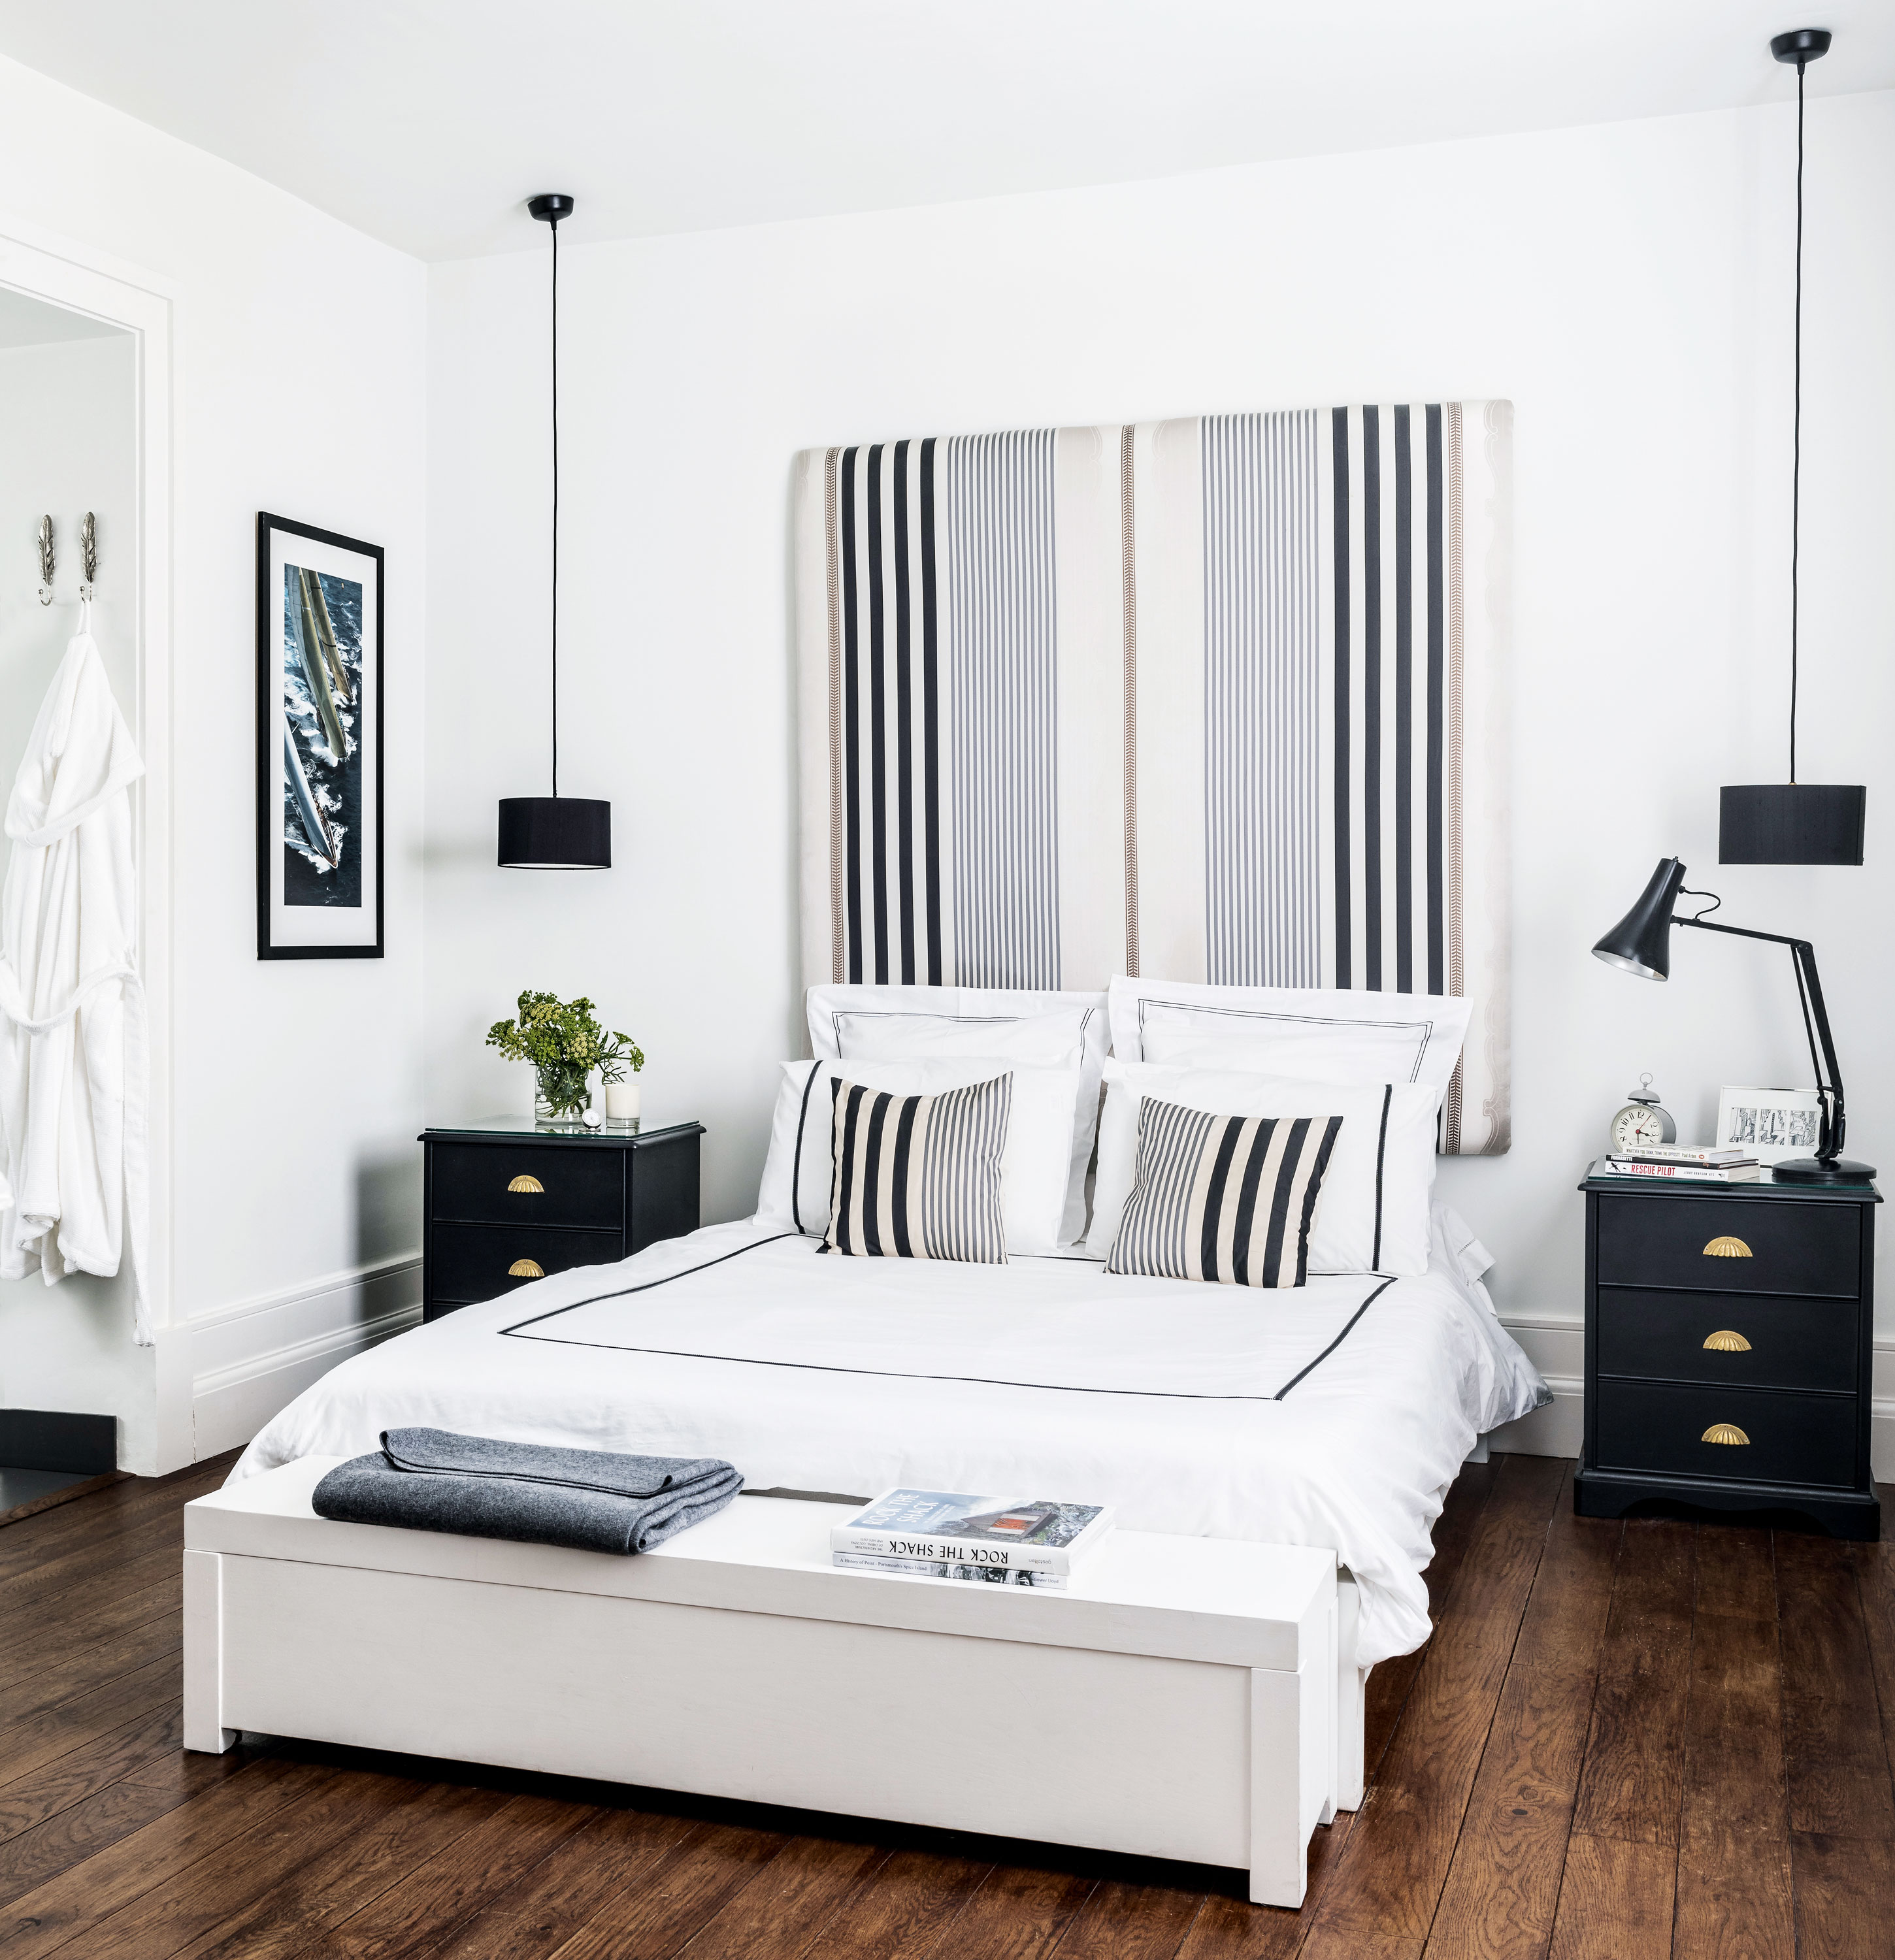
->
[[1107, 978, 1471, 1110], [805, 985, 1108, 1244], [756, 1054, 1079, 1257], [1084, 1060, 1440, 1277]]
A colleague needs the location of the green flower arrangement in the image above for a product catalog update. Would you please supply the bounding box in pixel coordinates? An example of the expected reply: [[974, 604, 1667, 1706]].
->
[[486, 990, 644, 1122]]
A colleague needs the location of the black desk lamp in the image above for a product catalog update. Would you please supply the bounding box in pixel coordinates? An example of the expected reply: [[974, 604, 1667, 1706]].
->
[[1593, 857, 1873, 1186]]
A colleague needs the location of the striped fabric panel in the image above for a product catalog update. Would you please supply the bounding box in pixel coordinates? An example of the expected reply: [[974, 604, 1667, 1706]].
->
[[821, 1073, 1011, 1264], [1326, 403, 1454, 1004], [1202, 410, 1323, 987], [1107, 1097, 1343, 1289], [942, 431, 1061, 989], [831, 439, 944, 988]]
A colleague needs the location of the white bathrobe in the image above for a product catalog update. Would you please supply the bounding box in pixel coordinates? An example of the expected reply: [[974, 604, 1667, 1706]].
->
[[0, 611, 149, 1342]]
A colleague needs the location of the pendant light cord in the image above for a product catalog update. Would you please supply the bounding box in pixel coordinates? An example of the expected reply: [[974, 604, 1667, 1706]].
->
[[1790, 55, 1804, 784], [548, 214, 556, 796]]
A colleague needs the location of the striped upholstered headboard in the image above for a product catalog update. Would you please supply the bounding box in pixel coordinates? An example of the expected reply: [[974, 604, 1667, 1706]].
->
[[792, 404, 1511, 1155]]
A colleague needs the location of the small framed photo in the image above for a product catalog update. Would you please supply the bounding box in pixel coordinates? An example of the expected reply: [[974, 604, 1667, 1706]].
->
[[256, 513, 384, 958], [1715, 1085, 1822, 1162]]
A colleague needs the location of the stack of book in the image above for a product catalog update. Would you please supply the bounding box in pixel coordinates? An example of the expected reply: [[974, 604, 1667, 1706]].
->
[[1599, 1144, 1760, 1183], [831, 1489, 1114, 1590]]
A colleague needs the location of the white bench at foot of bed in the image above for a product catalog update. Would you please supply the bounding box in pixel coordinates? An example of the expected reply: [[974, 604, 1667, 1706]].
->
[[184, 1462, 1353, 1908]]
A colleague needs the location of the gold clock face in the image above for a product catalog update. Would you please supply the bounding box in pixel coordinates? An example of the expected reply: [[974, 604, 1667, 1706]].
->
[[1611, 1105, 1668, 1151]]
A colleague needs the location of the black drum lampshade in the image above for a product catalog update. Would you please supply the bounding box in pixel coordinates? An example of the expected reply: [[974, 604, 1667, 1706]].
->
[[498, 796, 611, 870], [1719, 784, 1864, 866]]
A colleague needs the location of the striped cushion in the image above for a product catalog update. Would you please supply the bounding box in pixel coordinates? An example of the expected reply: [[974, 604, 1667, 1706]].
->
[[1107, 1097, 1343, 1288], [821, 1073, 1011, 1264]]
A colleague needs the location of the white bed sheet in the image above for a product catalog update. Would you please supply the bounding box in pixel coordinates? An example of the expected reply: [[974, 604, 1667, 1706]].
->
[[235, 1208, 1546, 1665]]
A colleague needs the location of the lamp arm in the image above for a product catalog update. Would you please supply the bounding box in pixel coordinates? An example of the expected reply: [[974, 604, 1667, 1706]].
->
[[1675, 915, 1845, 1159]]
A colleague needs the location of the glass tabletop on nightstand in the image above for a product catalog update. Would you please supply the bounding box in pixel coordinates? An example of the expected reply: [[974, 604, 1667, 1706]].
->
[[421, 1115, 701, 1142]]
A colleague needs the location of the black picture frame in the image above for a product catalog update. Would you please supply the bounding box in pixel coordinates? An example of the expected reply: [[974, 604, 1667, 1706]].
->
[[255, 512, 385, 959]]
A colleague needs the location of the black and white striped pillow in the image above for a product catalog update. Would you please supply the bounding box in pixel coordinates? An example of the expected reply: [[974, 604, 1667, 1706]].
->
[[820, 1073, 1011, 1264], [1107, 1097, 1343, 1288]]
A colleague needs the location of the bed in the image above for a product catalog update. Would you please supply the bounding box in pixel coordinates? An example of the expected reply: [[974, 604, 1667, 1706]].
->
[[235, 1205, 1545, 1671]]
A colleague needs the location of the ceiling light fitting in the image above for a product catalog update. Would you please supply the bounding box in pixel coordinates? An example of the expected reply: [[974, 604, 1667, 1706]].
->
[[1719, 28, 1864, 867], [498, 191, 611, 870]]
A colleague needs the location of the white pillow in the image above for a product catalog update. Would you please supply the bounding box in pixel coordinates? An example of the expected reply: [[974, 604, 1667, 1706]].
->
[[757, 1055, 1081, 1257], [1109, 979, 1471, 1109], [806, 985, 1108, 1244], [1083, 1060, 1440, 1277]]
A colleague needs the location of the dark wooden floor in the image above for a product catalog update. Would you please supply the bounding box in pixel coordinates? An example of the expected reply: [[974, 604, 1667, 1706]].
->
[[4, 1451, 1892, 1959]]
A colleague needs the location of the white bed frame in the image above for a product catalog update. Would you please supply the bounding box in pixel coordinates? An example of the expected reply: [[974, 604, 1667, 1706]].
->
[[184, 1462, 1367, 1908]]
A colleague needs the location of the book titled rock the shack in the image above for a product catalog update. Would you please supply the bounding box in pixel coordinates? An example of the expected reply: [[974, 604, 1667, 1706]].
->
[[831, 1490, 1114, 1586]]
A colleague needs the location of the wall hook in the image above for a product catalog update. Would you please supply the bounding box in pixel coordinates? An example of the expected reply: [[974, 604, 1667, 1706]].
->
[[79, 512, 97, 601], [37, 514, 54, 605]]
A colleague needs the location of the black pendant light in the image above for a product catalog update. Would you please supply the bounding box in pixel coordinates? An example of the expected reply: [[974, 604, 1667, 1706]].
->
[[1719, 30, 1864, 867], [498, 192, 611, 869]]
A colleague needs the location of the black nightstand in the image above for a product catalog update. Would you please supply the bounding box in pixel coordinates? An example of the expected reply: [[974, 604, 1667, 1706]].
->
[[420, 1119, 703, 1323], [1575, 1162, 1881, 1539]]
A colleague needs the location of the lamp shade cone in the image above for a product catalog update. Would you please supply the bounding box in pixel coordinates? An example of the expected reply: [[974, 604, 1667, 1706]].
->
[[1719, 785, 1865, 865], [497, 796, 611, 869], [1592, 856, 1685, 979]]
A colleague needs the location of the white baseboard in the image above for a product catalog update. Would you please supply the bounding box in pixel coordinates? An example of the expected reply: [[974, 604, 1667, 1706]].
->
[[190, 1256, 422, 1460], [1495, 1311, 1895, 1481]]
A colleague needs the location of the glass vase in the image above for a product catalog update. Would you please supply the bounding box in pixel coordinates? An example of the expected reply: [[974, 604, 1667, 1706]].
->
[[533, 1064, 591, 1129]]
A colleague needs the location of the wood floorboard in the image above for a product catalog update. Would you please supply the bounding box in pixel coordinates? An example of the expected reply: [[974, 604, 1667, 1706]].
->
[[1422, 1463, 1619, 1959], [779, 1846, 991, 1959], [0, 1755, 337, 1960], [1171, 1812, 1353, 1959], [0, 1708, 264, 1910], [0, 1606, 182, 1731], [1775, 1534, 1895, 1840], [534, 1818, 787, 1960], [644, 1831, 889, 1960], [8, 1454, 1889, 1960], [1046, 1876, 1205, 1960], [1362, 1459, 1501, 1783], [1299, 1454, 1568, 1959], [1788, 1831, 1895, 1960], [1670, 1527, 1794, 1960], [295, 1791, 604, 1960], [0, 1575, 181, 1697], [923, 1861, 1097, 1959], [421, 1808, 701, 1960]]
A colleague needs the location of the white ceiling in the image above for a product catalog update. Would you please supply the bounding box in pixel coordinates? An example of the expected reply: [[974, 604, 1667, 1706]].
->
[[0, 286, 128, 348], [0, 1, 1890, 263]]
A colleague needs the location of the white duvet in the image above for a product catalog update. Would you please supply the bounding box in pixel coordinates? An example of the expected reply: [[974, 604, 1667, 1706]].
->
[[236, 1207, 1546, 1665]]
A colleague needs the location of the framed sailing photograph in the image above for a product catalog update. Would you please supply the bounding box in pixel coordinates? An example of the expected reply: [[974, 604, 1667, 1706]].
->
[[255, 512, 384, 958]]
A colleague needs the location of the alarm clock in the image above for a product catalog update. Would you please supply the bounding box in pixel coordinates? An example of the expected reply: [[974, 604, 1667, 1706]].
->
[[1609, 1073, 1677, 1152]]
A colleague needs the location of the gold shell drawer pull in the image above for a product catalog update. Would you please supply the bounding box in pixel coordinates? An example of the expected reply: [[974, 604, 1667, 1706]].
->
[[1702, 1235, 1753, 1258], [1703, 1330, 1753, 1352], [1702, 1423, 1751, 1446], [507, 1175, 544, 1194], [508, 1258, 545, 1279]]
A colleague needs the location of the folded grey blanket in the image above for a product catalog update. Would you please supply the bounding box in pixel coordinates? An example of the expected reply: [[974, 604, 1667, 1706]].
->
[[311, 1428, 743, 1554]]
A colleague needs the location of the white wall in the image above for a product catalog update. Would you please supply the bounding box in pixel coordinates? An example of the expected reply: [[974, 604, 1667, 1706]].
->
[[0, 330, 152, 1456], [0, 54, 429, 1469], [426, 90, 1895, 1360]]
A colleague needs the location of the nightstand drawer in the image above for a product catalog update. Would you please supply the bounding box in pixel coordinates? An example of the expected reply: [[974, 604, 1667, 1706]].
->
[[430, 1143, 625, 1230], [1594, 1379, 1856, 1490], [1595, 1194, 1858, 1298], [1596, 1288, 1860, 1394], [428, 1224, 621, 1305]]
